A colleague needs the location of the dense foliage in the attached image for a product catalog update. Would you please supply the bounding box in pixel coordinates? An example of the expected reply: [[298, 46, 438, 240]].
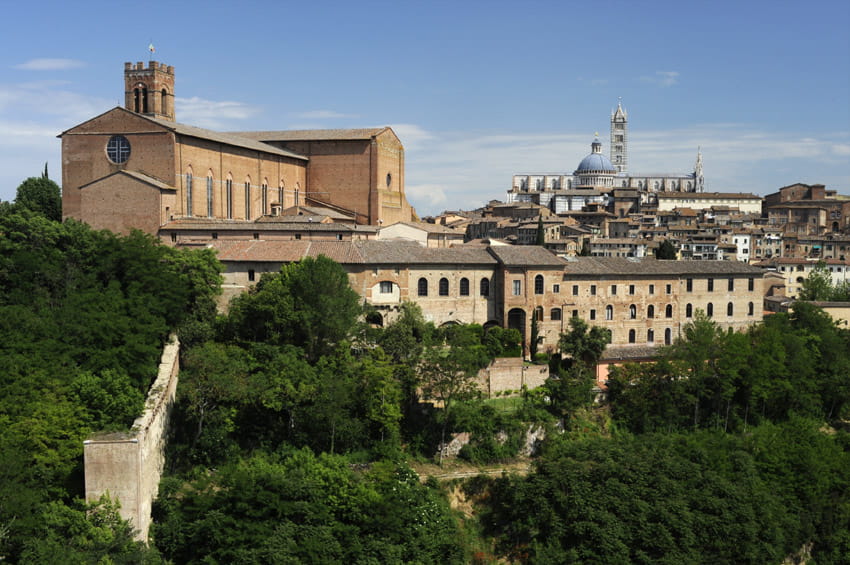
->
[[799, 261, 850, 301], [0, 205, 221, 562]]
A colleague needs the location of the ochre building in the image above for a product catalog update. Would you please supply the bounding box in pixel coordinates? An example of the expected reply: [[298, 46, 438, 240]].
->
[[60, 61, 414, 236]]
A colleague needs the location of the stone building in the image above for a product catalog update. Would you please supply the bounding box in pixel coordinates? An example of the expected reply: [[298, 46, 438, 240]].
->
[[209, 240, 764, 362], [60, 61, 415, 236]]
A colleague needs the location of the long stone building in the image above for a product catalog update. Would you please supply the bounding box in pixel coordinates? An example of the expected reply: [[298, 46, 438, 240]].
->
[[60, 61, 415, 236], [210, 239, 765, 364]]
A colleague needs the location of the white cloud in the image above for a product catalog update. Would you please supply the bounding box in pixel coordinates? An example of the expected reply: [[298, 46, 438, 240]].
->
[[832, 144, 850, 156], [14, 58, 85, 71], [175, 96, 259, 130], [640, 71, 679, 87], [292, 109, 357, 120], [406, 183, 447, 214]]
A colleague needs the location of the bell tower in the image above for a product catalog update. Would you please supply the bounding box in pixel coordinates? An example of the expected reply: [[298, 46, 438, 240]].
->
[[124, 61, 175, 121], [610, 98, 628, 174]]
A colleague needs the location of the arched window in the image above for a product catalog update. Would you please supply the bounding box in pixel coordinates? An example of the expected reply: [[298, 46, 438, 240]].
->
[[278, 182, 284, 207], [535, 306, 544, 321], [294, 184, 300, 206], [161, 88, 168, 114], [550, 308, 562, 321], [261, 180, 269, 215], [534, 274, 544, 294], [460, 278, 470, 296], [629, 304, 637, 319], [748, 302, 754, 316], [647, 305, 655, 318], [480, 278, 490, 297], [418, 278, 428, 297], [226, 175, 233, 219], [606, 305, 613, 320], [647, 329, 654, 342], [707, 303, 714, 317], [185, 169, 193, 216], [686, 303, 693, 318], [439, 277, 449, 296], [628, 329, 636, 343], [665, 328, 672, 345], [206, 173, 214, 217], [244, 177, 252, 220], [727, 302, 734, 316], [665, 304, 673, 318]]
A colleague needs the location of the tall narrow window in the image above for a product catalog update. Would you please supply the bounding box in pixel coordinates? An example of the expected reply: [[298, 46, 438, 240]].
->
[[480, 278, 490, 297], [278, 183, 284, 208], [707, 303, 714, 317], [647, 305, 655, 318], [728, 278, 735, 291], [629, 304, 637, 319], [245, 180, 251, 220], [748, 278, 754, 291], [226, 178, 233, 219], [534, 274, 544, 294], [707, 278, 714, 292], [206, 175, 214, 217], [686, 303, 693, 318], [649, 284, 655, 295], [294, 187, 300, 206], [611, 284, 617, 295], [186, 173, 193, 216], [418, 278, 428, 297], [727, 302, 734, 316], [439, 278, 449, 296], [628, 329, 636, 343], [647, 329, 654, 343], [665, 328, 672, 345], [686, 278, 693, 292], [748, 302, 754, 316], [513, 280, 522, 295], [590, 309, 596, 320], [606, 305, 613, 320], [665, 304, 673, 318], [460, 278, 470, 296], [261, 182, 268, 215], [535, 306, 544, 321], [141, 87, 149, 113]]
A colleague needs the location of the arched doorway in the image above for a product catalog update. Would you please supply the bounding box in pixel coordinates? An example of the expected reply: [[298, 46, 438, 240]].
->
[[507, 308, 527, 356]]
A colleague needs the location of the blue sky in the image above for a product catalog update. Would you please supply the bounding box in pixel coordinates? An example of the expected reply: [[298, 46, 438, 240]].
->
[[1, 0, 848, 216]]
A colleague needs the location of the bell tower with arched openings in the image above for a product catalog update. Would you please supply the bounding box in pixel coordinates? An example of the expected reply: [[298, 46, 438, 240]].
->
[[610, 98, 628, 174], [124, 61, 175, 121]]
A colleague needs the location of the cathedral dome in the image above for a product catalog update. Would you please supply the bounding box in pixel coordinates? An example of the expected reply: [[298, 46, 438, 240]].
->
[[575, 139, 616, 173]]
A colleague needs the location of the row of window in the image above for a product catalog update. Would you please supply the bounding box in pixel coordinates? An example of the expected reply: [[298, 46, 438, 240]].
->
[[686, 277, 755, 292], [575, 283, 673, 296], [185, 173, 300, 219], [417, 277, 490, 297]]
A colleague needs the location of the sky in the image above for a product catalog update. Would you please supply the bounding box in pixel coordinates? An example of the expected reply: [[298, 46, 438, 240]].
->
[[0, 0, 848, 217]]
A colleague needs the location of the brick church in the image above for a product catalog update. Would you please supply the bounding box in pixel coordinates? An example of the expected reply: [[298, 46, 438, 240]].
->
[[60, 61, 415, 236]]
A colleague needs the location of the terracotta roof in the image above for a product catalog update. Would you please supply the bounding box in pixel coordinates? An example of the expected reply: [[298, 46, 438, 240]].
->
[[79, 169, 174, 191], [600, 344, 662, 362], [657, 192, 760, 200], [381, 221, 464, 234], [561, 256, 764, 276], [160, 218, 375, 232], [228, 128, 390, 142], [487, 246, 566, 267]]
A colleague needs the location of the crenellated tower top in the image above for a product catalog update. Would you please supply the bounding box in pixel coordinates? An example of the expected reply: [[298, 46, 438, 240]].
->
[[124, 60, 175, 121]]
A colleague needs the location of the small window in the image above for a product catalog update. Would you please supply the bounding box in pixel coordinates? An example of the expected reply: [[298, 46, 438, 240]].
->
[[460, 278, 470, 296], [590, 309, 596, 320], [418, 278, 428, 296], [707, 303, 714, 317], [686, 278, 693, 292], [629, 284, 635, 295], [606, 305, 613, 320], [648, 305, 655, 318], [248, 269, 255, 282], [551, 308, 562, 321], [628, 329, 636, 343], [170, 232, 176, 243], [727, 302, 734, 316], [439, 278, 449, 296], [728, 278, 735, 291], [666, 284, 672, 294], [665, 304, 673, 318], [386, 173, 392, 187], [665, 328, 672, 345], [686, 303, 693, 318], [253, 232, 259, 240], [647, 329, 654, 343], [591, 285, 597, 296], [534, 274, 544, 295], [611, 284, 617, 295], [649, 284, 655, 295], [748, 302, 754, 316], [480, 278, 490, 297], [707, 278, 714, 292], [534, 306, 544, 321], [211, 232, 218, 240], [572, 284, 579, 296], [380, 281, 393, 294], [336, 234, 343, 241], [553, 284, 560, 294], [629, 305, 637, 319], [513, 280, 522, 296], [572, 309, 579, 319]]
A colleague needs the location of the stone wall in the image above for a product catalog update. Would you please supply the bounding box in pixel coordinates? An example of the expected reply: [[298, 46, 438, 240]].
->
[[83, 335, 180, 542], [477, 357, 549, 398]]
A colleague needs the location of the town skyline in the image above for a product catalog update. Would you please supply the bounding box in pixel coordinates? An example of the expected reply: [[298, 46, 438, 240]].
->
[[1, 0, 848, 216]]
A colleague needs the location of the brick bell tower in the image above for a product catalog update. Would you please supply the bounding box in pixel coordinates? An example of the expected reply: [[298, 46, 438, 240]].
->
[[124, 60, 175, 121]]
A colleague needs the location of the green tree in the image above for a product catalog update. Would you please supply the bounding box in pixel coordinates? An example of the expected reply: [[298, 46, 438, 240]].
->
[[14, 176, 61, 222], [799, 261, 837, 301], [535, 215, 545, 246], [655, 239, 678, 260], [558, 316, 611, 368]]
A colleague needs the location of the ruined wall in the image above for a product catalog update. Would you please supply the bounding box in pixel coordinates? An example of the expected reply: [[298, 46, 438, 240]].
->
[[83, 335, 180, 542], [477, 357, 548, 397]]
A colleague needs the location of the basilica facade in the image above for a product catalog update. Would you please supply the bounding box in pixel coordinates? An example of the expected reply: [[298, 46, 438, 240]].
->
[[508, 101, 704, 214], [60, 61, 415, 236]]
